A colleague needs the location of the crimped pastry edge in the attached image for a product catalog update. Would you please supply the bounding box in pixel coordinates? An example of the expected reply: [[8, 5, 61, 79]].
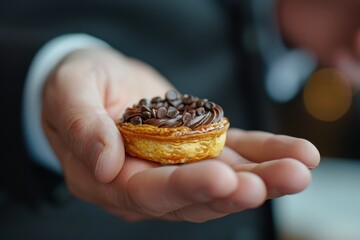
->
[[117, 118, 229, 164]]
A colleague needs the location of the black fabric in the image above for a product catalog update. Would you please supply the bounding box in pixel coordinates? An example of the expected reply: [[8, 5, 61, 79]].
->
[[0, 33, 63, 206], [0, 191, 275, 240], [0, 1, 277, 239]]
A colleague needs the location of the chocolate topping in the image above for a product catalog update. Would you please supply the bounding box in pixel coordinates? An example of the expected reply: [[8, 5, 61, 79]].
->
[[157, 107, 167, 118], [182, 112, 192, 124], [121, 90, 225, 130], [165, 90, 178, 101], [131, 116, 142, 125], [139, 98, 150, 107]]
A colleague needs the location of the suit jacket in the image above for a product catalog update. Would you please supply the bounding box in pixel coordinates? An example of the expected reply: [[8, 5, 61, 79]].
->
[[0, 0, 276, 239]]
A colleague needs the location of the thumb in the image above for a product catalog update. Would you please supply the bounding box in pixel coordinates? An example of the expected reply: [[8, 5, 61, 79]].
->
[[42, 49, 127, 183], [63, 107, 125, 183]]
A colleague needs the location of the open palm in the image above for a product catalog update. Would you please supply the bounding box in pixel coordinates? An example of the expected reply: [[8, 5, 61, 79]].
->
[[42, 47, 320, 223]]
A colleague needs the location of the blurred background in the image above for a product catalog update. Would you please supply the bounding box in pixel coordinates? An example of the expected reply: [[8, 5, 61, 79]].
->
[[1, 0, 359, 239], [251, 0, 360, 239]]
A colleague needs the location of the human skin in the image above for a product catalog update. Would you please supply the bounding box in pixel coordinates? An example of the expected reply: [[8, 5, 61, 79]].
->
[[42, 47, 320, 222], [276, 0, 360, 67]]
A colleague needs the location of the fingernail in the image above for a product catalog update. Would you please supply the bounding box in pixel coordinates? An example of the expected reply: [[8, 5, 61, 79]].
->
[[89, 141, 104, 175]]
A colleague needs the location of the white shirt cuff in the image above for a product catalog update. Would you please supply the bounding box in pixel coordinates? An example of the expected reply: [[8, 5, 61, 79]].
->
[[22, 33, 110, 173]]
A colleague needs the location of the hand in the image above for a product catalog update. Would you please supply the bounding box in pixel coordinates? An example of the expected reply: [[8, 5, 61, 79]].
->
[[42, 47, 320, 223], [43, 47, 173, 182], [335, 31, 360, 90], [104, 129, 319, 223], [277, 0, 360, 66]]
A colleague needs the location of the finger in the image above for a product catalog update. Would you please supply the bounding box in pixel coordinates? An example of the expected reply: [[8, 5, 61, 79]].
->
[[64, 108, 124, 183], [211, 139, 311, 198], [226, 128, 320, 169], [234, 158, 312, 198], [50, 104, 124, 183], [162, 172, 266, 223], [200, 172, 267, 218], [207, 172, 266, 212], [214, 146, 252, 166], [125, 160, 238, 217], [215, 147, 310, 198], [43, 69, 125, 183]]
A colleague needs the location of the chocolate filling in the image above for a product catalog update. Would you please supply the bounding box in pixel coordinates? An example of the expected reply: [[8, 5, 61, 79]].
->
[[121, 90, 224, 130]]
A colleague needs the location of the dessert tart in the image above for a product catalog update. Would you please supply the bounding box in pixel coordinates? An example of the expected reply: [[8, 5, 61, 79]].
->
[[117, 90, 230, 164]]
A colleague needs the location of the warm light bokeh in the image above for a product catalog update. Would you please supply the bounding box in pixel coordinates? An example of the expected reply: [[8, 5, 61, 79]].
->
[[303, 68, 352, 121]]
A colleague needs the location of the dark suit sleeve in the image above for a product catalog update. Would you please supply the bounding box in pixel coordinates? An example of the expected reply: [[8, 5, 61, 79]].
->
[[0, 0, 123, 206], [0, 24, 63, 206]]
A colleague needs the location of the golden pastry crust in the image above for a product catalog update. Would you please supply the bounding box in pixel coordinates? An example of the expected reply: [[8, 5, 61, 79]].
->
[[117, 118, 229, 164]]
